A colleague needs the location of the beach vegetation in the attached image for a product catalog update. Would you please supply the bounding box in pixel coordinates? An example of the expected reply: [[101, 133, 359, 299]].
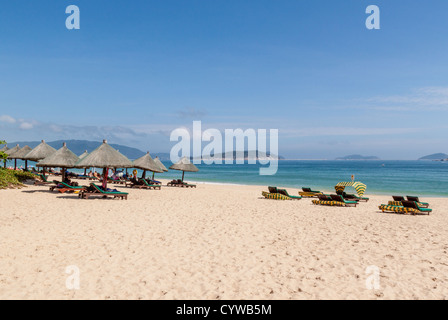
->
[[0, 168, 36, 189]]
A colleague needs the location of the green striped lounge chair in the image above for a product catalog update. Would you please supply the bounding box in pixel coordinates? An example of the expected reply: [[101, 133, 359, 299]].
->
[[330, 194, 358, 207], [58, 182, 86, 193], [140, 179, 162, 190], [79, 183, 128, 200], [34, 174, 53, 186], [277, 189, 302, 200], [54, 182, 86, 194], [337, 190, 369, 202], [406, 196, 429, 208]]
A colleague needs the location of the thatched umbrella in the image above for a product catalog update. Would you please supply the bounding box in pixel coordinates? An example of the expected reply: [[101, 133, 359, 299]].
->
[[74, 140, 133, 189], [133, 152, 163, 179], [22, 140, 57, 174], [11, 145, 33, 170], [153, 156, 168, 180], [37, 143, 79, 181], [169, 156, 199, 181], [5, 144, 21, 169]]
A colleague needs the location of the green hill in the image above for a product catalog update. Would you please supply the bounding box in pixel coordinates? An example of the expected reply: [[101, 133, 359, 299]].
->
[[419, 153, 448, 160]]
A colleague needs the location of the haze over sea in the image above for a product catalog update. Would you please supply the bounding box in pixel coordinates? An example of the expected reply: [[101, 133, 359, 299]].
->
[[9, 159, 448, 197]]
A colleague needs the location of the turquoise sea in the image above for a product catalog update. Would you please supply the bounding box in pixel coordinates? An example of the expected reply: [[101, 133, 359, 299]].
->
[[8, 159, 448, 197]]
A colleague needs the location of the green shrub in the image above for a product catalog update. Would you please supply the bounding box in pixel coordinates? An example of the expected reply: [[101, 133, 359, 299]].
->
[[0, 168, 37, 189]]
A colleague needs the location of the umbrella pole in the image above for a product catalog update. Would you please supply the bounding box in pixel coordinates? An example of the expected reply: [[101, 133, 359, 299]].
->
[[152, 172, 155, 180], [182, 171, 185, 182], [142, 170, 146, 179], [14, 159, 17, 170], [102, 168, 108, 189], [84, 168, 87, 176], [25, 160, 28, 171]]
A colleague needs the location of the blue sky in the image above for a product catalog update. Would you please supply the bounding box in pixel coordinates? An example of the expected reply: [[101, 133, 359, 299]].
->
[[1, 0, 448, 159]]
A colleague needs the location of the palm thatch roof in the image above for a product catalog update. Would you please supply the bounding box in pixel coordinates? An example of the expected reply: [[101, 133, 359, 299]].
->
[[11, 146, 33, 159], [133, 152, 164, 173], [6, 145, 21, 159], [169, 156, 199, 172], [78, 150, 89, 160], [0, 145, 8, 152], [154, 157, 168, 172], [22, 140, 57, 161], [37, 143, 79, 168], [74, 140, 134, 168]]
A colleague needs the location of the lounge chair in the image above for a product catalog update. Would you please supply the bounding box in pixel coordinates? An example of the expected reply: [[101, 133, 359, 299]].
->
[[145, 179, 161, 185], [406, 196, 429, 208], [337, 190, 369, 202], [140, 179, 162, 190], [277, 189, 302, 200], [79, 183, 128, 200], [167, 179, 181, 187], [299, 187, 323, 198], [261, 191, 292, 200], [402, 200, 432, 214], [50, 182, 86, 194], [181, 181, 196, 188], [34, 174, 53, 186], [392, 196, 406, 202], [330, 194, 358, 207], [108, 177, 125, 185], [379, 201, 431, 215], [312, 194, 344, 206], [312, 194, 355, 207]]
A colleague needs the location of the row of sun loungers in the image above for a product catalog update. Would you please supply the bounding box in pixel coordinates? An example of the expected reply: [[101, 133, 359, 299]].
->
[[262, 186, 432, 215]]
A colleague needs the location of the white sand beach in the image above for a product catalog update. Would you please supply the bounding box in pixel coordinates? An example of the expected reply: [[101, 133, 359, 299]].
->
[[0, 180, 447, 300]]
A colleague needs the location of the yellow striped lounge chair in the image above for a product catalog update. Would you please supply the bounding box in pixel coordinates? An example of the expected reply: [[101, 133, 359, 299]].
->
[[312, 200, 346, 207], [262, 191, 291, 200]]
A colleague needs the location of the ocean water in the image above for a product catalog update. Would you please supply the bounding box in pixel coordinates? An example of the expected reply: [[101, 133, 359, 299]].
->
[[6, 160, 448, 197]]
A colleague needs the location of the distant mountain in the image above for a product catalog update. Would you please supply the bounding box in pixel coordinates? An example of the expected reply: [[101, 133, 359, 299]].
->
[[7, 140, 147, 160], [419, 153, 448, 160], [335, 154, 380, 160], [193, 151, 284, 160]]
